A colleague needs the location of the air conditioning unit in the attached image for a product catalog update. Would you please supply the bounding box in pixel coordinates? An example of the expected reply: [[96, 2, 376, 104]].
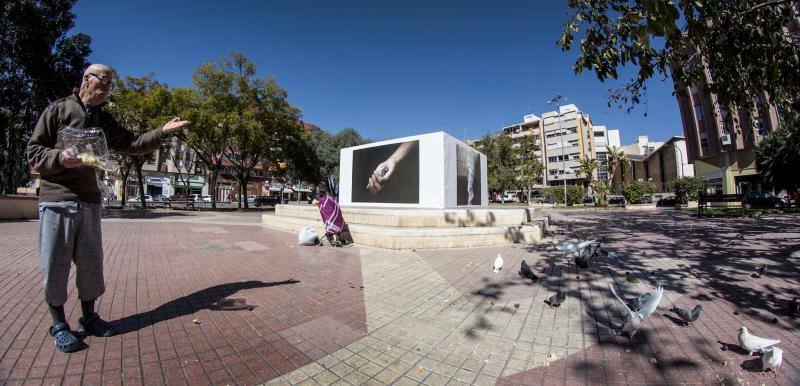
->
[[720, 134, 732, 145]]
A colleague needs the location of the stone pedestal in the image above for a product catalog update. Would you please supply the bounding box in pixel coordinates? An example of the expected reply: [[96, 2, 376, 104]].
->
[[261, 205, 549, 250]]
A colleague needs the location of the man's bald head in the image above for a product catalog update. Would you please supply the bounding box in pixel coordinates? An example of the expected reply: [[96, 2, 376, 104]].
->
[[79, 63, 115, 106]]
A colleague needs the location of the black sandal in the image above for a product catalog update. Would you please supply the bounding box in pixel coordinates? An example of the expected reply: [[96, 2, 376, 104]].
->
[[78, 313, 116, 337], [49, 323, 81, 353]]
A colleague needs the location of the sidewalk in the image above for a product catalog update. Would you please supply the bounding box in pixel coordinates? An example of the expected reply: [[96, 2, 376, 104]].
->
[[0, 210, 798, 385]]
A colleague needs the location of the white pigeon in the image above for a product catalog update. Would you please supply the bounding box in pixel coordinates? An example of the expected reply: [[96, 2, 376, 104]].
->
[[761, 346, 783, 372], [492, 254, 503, 273], [738, 327, 780, 356], [609, 283, 664, 338], [556, 240, 596, 258]]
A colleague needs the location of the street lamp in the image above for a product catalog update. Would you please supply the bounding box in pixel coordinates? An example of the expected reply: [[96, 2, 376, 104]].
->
[[548, 95, 567, 206]]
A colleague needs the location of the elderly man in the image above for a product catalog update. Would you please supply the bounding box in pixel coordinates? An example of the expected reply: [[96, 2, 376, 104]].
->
[[27, 64, 189, 352]]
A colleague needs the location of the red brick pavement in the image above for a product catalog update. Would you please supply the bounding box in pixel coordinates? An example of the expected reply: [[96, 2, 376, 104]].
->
[[0, 214, 367, 385]]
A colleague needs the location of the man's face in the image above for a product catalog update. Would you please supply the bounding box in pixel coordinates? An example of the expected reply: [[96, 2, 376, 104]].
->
[[82, 69, 114, 106]]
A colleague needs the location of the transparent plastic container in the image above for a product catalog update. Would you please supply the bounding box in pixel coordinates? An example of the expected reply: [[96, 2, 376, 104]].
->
[[57, 126, 113, 171]]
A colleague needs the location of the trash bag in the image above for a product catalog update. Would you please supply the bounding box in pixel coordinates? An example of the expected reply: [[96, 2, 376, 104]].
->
[[298, 226, 319, 246]]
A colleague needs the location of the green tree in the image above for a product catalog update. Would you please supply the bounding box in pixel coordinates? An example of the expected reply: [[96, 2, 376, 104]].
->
[[517, 135, 544, 204], [477, 134, 516, 202], [623, 180, 655, 204], [594, 180, 612, 207], [673, 176, 709, 204], [544, 185, 585, 206], [606, 145, 630, 192], [755, 112, 800, 192], [107, 74, 174, 208], [575, 157, 599, 195], [308, 127, 369, 195], [559, 0, 800, 115], [1, 0, 92, 194]]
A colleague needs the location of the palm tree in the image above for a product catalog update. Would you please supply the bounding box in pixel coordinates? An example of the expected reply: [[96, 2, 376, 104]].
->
[[606, 145, 630, 191], [575, 157, 599, 195]]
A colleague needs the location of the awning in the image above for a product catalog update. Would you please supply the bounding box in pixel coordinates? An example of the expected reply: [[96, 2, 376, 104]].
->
[[269, 186, 282, 192], [282, 188, 294, 193], [295, 188, 312, 193]]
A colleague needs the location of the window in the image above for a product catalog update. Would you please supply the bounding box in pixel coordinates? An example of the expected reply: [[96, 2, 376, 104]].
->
[[594, 132, 605, 137], [693, 102, 703, 121], [700, 137, 709, 148], [147, 155, 156, 165]]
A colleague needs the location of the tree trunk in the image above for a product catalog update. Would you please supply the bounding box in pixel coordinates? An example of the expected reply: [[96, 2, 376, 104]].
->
[[242, 173, 250, 209], [120, 170, 130, 205], [209, 169, 219, 209]]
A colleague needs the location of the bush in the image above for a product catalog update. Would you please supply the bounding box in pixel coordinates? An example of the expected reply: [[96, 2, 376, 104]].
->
[[544, 185, 585, 205], [673, 176, 709, 204], [623, 180, 654, 204]]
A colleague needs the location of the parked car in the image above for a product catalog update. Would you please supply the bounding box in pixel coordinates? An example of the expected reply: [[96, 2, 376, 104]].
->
[[128, 195, 153, 202], [631, 195, 652, 204], [656, 196, 678, 207], [502, 192, 518, 202], [253, 195, 280, 208], [582, 196, 595, 205], [188, 194, 201, 202], [151, 194, 167, 202], [743, 191, 787, 209], [608, 196, 625, 206], [247, 195, 256, 203], [529, 195, 545, 203], [202, 195, 212, 203]]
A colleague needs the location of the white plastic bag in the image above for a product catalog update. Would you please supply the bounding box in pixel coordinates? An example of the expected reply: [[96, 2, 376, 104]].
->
[[298, 226, 319, 246]]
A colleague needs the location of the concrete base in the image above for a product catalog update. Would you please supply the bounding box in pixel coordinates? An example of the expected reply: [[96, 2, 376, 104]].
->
[[261, 205, 549, 250], [0, 195, 38, 220]]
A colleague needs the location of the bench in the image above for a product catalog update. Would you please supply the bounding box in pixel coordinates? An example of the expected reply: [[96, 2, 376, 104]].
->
[[698, 193, 744, 216]]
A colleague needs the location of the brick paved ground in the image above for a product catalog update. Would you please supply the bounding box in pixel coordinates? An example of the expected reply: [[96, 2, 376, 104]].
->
[[0, 208, 798, 385]]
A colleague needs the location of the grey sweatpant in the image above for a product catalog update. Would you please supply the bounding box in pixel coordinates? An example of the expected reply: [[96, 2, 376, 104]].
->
[[38, 201, 105, 307]]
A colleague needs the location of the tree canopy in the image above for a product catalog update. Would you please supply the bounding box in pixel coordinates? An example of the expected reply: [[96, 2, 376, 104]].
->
[[559, 0, 800, 114], [1, 0, 91, 194]]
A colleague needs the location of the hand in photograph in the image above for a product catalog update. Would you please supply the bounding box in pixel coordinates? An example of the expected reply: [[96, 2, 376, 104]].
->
[[366, 141, 413, 195]]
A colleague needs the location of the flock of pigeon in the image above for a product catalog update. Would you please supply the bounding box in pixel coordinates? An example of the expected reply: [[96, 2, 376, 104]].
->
[[488, 238, 798, 377]]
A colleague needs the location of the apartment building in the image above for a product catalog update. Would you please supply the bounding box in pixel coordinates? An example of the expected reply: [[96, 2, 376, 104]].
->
[[540, 104, 595, 187], [501, 113, 545, 188], [591, 125, 621, 181], [499, 105, 620, 191]]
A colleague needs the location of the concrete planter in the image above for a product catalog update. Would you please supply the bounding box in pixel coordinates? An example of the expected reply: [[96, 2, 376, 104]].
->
[[0, 195, 38, 220]]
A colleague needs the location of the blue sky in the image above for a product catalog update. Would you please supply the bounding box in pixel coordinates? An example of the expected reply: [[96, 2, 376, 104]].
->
[[72, 0, 682, 145]]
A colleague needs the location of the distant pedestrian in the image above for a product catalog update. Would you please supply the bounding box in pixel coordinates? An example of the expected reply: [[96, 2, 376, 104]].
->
[[27, 63, 189, 352]]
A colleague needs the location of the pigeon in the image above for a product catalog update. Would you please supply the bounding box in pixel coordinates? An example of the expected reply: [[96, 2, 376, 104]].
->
[[556, 240, 596, 258], [609, 284, 664, 338], [761, 346, 783, 372], [673, 305, 702, 325], [575, 242, 601, 268], [789, 298, 800, 316], [738, 327, 780, 356], [626, 292, 652, 312], [546, 292, 566, 307], [492, 254, 503, 273], [756, 265, 767, 276], [519, 260, 538, 281]]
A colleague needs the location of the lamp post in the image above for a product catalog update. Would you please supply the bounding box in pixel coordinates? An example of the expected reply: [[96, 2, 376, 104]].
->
[[548, 95, 567, 206]]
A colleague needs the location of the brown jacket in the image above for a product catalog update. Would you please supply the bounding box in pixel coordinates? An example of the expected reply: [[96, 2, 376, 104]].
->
[[27, 92, 164, 203]]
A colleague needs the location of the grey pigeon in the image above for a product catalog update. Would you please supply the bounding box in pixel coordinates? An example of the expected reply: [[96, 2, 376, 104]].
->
[[738, 326, 780, 356], [789, 298, 800, 316], [547, 292, 566, 307], [625, 292, 652, 312], [673, 305, 702, 324], [519, 260, 538, 281], [762, 346, 783, 372], [610, 284, 664, 338], [755, 264, 767, 277]]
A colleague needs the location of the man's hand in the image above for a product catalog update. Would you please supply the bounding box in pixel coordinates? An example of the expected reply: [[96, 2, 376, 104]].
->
[[59, 148, 83, 169], [162, 117, 191, 134]]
